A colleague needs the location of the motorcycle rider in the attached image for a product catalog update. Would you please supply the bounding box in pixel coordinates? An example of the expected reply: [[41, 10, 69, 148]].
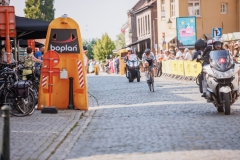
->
[[125, 47, 138, 77], [142, 48, 156, 83], [201, 37, 224, 97]]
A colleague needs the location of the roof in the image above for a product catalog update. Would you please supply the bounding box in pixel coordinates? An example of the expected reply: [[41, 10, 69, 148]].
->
[[130, 0, 156, 13]]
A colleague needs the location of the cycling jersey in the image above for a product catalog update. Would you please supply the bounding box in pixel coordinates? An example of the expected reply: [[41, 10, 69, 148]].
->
[[142, 52, 155, 66]]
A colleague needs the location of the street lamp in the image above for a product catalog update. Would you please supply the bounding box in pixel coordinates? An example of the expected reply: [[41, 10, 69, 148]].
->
[[167, 18, 172, 29]]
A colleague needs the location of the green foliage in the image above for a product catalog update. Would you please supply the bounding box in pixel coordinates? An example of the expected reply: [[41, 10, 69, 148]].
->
[[114, 33, 125, 49], [83, 38, 97, 60], [24, 0, 55, 21], [93, 33, 116, 62]]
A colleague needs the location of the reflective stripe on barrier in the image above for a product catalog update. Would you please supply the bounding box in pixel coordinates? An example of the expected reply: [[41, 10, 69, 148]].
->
[[77, 60, 84, 88]]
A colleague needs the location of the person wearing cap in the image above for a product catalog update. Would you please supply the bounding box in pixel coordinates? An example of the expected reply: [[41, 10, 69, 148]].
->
[[83, 46, 89, 73], [1, 45, 16, 63]]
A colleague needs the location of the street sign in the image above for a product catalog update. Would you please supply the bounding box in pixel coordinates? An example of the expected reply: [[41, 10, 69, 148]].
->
[[212, 27, 222, 38]]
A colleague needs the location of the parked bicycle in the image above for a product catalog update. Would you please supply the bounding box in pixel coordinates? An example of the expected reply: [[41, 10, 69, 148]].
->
[[0, 67, 35, 117]]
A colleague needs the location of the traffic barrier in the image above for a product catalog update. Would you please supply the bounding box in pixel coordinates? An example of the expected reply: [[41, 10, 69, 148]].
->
[[38, 15, 88, 110], [161, 60, 202, 82]]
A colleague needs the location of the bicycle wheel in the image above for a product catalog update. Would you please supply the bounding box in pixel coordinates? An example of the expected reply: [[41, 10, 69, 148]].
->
[[148, 73, 152, 91], [4, 90, 35, 117], [152, 81, 154, 92]]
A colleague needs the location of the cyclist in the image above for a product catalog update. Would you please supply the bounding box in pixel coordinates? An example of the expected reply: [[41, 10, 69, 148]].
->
[[142, 48, 156, 83]]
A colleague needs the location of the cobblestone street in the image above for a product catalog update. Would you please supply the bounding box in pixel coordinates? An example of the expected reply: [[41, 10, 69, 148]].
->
[[1, 72, 240, 160], [67, 73, 240, 160]]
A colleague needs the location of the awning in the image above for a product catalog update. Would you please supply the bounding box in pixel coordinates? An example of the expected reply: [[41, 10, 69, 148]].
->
[[15, 16, 50, 39], [233, 32, 240, 40], [126, 38, 150, 47], [227, 33, 234, 41], [204, 34, 212, 40], [164, 36, 176, 43], [222, 34, 229, 41]]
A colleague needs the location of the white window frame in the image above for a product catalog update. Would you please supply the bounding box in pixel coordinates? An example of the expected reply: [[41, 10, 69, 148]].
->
[[170, 0, 175, 17], [221, 3, 227, 14], [188, 0, 201, 16], [161, 0, 165, 20]]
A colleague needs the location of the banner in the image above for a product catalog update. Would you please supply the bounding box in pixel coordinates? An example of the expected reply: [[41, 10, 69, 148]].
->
[[177, 60, 184, 76], [176, 16, 197, 49]]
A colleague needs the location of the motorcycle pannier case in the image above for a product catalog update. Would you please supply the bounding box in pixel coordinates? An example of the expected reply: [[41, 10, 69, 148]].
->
[[14, 81, 30, 98]]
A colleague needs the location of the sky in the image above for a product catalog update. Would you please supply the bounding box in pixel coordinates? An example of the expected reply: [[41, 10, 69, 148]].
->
[[11, 0, 139, 41]]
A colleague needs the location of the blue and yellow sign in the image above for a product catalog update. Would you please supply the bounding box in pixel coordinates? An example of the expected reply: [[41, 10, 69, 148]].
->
[[176, 16, 197, 49]]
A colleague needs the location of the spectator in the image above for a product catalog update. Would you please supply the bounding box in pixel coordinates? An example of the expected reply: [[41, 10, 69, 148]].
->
[[223, 43, 232, 56], [184, 48, 192, 60], [175, 47, 183, 60], [164, 50, 170, 60], [233, 43, 239, 62], [83, 46, 89, 73], [114, 56, 120, 74], [35, 45, 44, 67], [1, 45, 16, 63], [22, 47, 42, 80]]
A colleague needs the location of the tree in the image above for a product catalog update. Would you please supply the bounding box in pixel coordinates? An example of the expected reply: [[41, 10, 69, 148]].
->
[[93, 33, 115, 62], [82, 38, 97, 60], [24, 0, 55, 21], [114, 33, 126, 49]]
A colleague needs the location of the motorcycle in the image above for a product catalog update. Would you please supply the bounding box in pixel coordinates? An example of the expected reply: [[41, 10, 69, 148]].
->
[[125, 54, 141, 82], [198, 50, 240, 115]]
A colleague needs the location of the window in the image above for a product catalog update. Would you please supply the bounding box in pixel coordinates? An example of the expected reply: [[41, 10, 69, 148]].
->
[[170, 0, 175, 17], [221, 3, 227, 14], [138, 19, 140, 36], [188, 0, 200, 16], [161, 0, 165, 20], [148, 15, 150, 33], [145, 16, 147, 34]]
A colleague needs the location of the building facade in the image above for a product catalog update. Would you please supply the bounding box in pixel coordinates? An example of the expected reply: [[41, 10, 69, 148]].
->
[[127, 0, 158, 58], [157, 0, 240, 50], [0, 0, 10, 6]]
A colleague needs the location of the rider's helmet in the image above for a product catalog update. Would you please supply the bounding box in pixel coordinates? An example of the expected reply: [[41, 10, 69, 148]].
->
[[212, 37, 223, 50], [207, 39, 213, 45], [194, 39, 207, 51], [144, 48, 151, 55]]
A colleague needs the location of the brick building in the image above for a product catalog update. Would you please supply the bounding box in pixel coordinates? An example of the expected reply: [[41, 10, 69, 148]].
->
[[127, 0, 158, 58]]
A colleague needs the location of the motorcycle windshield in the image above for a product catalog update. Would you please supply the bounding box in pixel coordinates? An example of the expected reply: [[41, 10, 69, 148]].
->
[[209, 50, 233, 71], [129, 54, 138, 61]]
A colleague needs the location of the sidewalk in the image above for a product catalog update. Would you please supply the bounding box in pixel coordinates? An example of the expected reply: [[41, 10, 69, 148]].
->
[[0, 94, 97, 160]]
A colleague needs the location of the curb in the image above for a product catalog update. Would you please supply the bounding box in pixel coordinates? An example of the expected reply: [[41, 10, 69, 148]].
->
[[45, 94, 98, 160]]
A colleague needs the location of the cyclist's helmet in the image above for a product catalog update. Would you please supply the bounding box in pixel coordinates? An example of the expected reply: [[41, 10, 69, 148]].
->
[[144, 48, 151, 55], [194, 39, 207, 50]]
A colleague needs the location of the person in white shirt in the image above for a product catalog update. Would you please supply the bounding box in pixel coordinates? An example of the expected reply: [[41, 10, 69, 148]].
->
[[184, 48, 192, 60], [1, 46, 16, 63], [175, 47, 184, 60]]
